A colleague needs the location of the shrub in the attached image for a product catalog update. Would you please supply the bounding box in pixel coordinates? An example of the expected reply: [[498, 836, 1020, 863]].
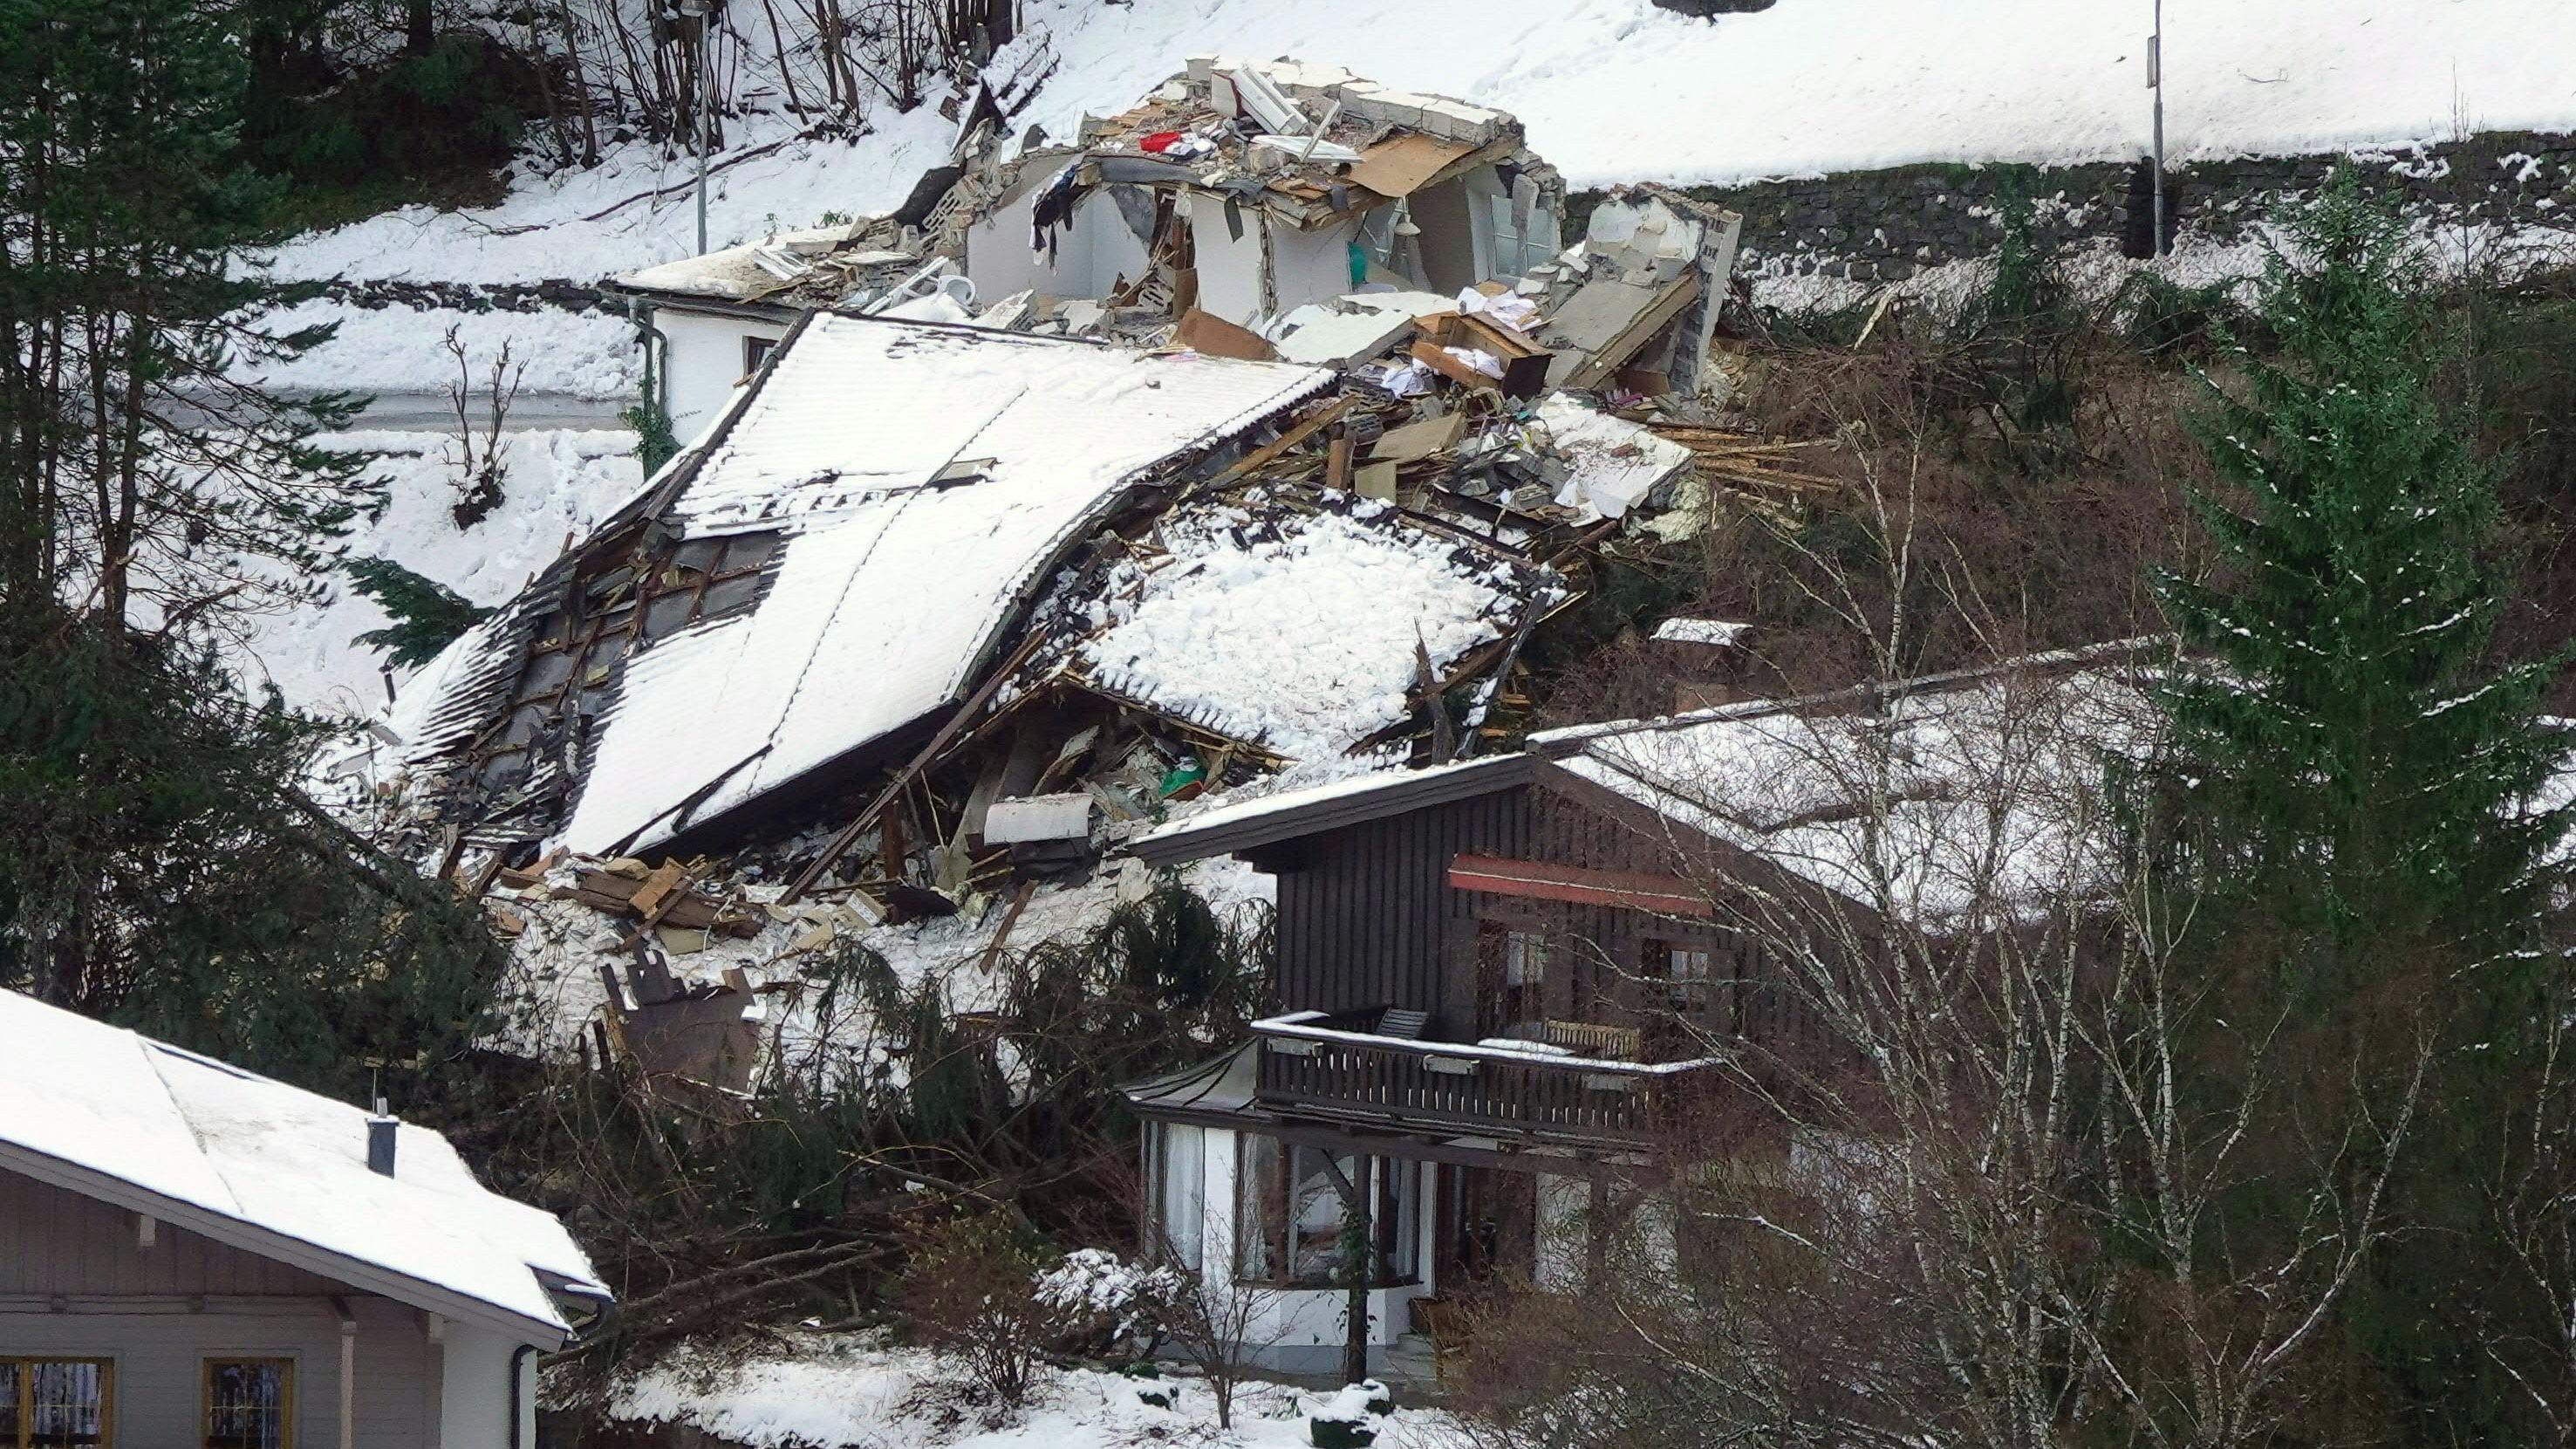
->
[[902, 1211, 1056, 1410]]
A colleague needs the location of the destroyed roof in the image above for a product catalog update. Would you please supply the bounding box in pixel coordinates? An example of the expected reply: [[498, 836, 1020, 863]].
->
[[400, 315, 1330, 856], [1049, 56, 1543, 228], [0, 988, 605, 1343], [613, 219, 936, 311]]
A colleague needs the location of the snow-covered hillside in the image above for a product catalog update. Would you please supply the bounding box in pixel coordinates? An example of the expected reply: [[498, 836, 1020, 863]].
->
[[260, 0, 2576, 290], [237, 429, 642, 712]]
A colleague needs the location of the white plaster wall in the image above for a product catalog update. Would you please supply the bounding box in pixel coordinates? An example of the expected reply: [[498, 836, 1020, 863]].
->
[[965, 187, 1152, 307], [1534, 1172, 1589, 1293], [659, 308, 787, 448], [1183, 193, 1268, 326], [1264, 216, 1361, 319], [435, 1322, 529, 1449]]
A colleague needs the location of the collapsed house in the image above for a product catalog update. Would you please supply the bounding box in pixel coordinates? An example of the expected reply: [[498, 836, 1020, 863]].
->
[[408, 61, 1816, 1101], [613, 57, 1742, 441]]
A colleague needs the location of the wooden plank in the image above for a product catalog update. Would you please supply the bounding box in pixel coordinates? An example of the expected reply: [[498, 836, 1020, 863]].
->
[[1446, 853, 1712, 917]]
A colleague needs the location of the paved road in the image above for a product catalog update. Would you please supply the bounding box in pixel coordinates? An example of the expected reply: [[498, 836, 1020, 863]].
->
[[344, 392, 635, 432], [168, 390, 636, 434]]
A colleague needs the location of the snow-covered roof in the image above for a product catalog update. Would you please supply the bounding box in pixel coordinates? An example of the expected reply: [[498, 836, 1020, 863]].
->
[[1136, 648, 2169, 919], [617, 222, 925, 307], [0, 989, 604, 1343], [486, 315, 1328, 854], [1071, 502, 1561, 761], [1130, 752, 1532, 864], [1557, 669, 2154, 919]]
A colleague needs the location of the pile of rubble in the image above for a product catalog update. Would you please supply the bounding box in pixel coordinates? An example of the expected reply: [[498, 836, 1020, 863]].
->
[[383, 58, 1848, 1100]]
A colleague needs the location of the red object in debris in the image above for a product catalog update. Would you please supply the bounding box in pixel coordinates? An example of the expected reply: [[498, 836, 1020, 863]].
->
[[1139, 130, 1185, 154]]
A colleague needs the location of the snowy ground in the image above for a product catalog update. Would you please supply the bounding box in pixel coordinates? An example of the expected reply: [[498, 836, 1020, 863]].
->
[[599, 1334, 1461, 1449], [256, 1, 2576, 292], [232, 300, 642, 401], [236, 428, 644, 712]]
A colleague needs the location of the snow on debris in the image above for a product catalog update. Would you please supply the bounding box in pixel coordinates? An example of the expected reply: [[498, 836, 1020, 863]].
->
[[1077, 502, 1556, 761], [261, 3, 2576, 296], [0, 988, 602, 1336], [1653, 618, 1748, 646], [599, 1332, 1458, 1449], [545, 318, 1329, 855]]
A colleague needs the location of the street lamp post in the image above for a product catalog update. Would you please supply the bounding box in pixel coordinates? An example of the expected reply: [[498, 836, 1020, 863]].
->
[[2149, 0, 2167, 256], [678, 0, 713, 254]]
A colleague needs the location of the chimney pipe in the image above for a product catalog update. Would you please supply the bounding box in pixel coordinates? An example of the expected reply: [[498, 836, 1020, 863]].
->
[[367, 1097, 399, 1178]]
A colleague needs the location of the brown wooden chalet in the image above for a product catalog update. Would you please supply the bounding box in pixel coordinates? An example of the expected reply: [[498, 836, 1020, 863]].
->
[[1117, 646, 2156, 1371], [1117, 741, 1825, 1370]]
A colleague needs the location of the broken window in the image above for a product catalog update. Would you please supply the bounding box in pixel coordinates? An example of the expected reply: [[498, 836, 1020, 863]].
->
[[741, 334, 776, 376]]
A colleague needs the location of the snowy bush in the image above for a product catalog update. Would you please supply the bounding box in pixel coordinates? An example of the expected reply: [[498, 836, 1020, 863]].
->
[[1032, 1247, 1184, 1357]]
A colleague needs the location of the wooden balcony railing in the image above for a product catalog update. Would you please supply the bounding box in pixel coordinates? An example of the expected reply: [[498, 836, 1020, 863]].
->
[[1249, 1011, 1725, 1146]]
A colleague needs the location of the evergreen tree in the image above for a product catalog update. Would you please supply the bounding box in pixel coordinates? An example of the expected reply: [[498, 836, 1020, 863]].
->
[[2148, 171, 2573, 1445], [0, 613, 505, 1098], [0, 0, 500, 1103], [346, 555, 489, 668], [0, 0, 377, 631], [2154, 174, 2568, 977]]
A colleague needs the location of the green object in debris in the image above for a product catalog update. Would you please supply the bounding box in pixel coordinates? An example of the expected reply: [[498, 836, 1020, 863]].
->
[[1158, 758, 1207, 798]]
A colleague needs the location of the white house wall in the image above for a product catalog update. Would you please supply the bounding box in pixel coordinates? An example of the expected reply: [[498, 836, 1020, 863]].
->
[[438, 1323, 530, 1449], [659, 307, 789, 448], [1183, 194, 1269, 326], [965, 186, 1154, 308], [1169, 1127, 1431, 1370], [1264, 216, 1362, 321]]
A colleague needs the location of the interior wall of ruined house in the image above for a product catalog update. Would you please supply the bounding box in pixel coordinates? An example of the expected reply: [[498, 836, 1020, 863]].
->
[[1264, 213, 1363, 320], [1182, 191, 1269, 324], [964, 181, 1154, 308]]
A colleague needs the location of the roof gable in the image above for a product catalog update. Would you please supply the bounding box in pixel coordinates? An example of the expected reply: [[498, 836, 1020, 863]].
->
[[0, 989, 602, 1343]]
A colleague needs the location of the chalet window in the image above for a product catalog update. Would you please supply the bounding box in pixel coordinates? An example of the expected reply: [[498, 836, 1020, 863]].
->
[[741, 335, 777, 376], [203, 1359, 291, 1449], [1480, 925, 1549, 1038], [1657, 941, 1716, 1015], [1234, 1137, 1418, 1287], [1145, 1123, 1205, 1270], [0, 1358, 112, 1449]]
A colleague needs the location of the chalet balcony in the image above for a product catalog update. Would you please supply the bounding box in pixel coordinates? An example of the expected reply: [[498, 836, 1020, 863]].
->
[[1250, 1008, 1725, 1148]]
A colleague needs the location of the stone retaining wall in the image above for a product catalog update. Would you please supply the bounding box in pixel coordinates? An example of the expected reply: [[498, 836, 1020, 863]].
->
[[1582, 129, 2576, 285]]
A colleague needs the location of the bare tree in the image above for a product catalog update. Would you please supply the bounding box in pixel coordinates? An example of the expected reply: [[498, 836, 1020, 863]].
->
[[1142, 1230, 1284, 1431], [440, 324, 524, 529], [1455, 403, 2429, 1449]]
